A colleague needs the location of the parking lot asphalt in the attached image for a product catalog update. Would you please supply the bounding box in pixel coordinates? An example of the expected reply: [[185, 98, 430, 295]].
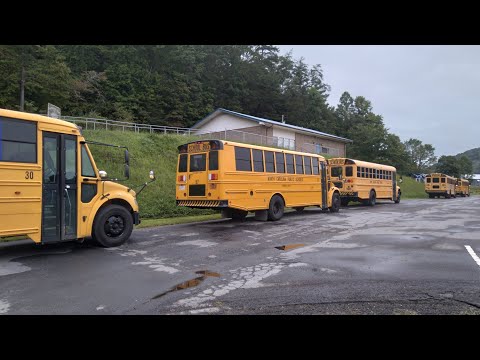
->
[[1, 197, 479, 315]]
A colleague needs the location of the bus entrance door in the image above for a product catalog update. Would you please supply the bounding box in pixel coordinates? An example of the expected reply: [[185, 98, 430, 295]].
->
[[42, 133, 77, 243]]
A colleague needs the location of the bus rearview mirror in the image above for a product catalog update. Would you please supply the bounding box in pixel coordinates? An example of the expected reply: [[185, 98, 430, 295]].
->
[[125, 149, 130, 165], [149, 170, 155, 180], [99, 170, 107, 179], [124, 164, 130, 179]]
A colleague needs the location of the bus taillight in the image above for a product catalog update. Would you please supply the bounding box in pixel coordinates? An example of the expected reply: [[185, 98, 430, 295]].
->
[[209, 173, 218, 180], [178, 175, 186, 182]]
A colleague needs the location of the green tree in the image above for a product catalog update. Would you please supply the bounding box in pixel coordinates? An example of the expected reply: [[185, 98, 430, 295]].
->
[[404, 138, 437, 173], [458, 155, 473, 178], [436, 155, 460, 177]]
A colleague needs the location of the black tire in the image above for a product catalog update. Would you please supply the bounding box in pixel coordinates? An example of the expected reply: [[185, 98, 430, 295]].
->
[[231, 209, 248, 221], [394, 192, 401, 204], [329, 192, 340, 213], [340, 198, 349, 207], [429, 194, 434, 199], [294, 207, 305, 212], [446, 193, 451, 199], [92, 205, 133, 248], [268, 195, 284, 221], [368, 190, 376, 206]]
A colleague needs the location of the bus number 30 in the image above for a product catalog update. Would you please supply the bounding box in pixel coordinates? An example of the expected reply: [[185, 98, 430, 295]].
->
[[25, 171, 34, 179]]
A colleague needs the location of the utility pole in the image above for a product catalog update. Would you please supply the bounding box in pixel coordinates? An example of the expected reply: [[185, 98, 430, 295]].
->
[[20, 66, 25, 111]]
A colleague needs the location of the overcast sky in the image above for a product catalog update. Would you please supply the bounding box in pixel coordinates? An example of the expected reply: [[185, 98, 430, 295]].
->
[[277, 45, 480, 157]]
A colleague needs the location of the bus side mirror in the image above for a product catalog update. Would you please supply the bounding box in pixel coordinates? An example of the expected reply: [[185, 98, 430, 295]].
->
[[149, 170, 155, 180], [124, 164, 130, 180], [99, 170, 107, 179], [125, 149, 130, 165]]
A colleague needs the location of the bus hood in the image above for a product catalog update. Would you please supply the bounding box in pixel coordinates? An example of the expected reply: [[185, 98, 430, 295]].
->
[[103, 180, 136, 198]]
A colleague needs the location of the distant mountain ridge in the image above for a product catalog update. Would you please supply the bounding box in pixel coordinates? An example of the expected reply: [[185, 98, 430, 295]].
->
[[455, 147, 480, 173]]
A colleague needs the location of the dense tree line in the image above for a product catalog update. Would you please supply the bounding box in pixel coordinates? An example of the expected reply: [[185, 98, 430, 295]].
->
[[0, 45, 458, 175]]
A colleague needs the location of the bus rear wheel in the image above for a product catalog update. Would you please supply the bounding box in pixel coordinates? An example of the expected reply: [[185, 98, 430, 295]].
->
[[368, 190, 376, 206], [92, 205, 133, 248], [268, 195, 284, 221]]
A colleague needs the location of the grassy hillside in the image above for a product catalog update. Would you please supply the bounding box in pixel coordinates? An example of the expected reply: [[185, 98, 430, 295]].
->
[[83, 130, 215, 218], [399, 176, 428, 199], [455, 147, 480, 173]]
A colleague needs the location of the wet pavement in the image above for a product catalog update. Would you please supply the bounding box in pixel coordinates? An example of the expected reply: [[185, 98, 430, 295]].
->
[[1, 197, 479, 315]]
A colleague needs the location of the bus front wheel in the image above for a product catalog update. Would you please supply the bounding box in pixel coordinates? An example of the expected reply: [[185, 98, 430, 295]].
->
[[394, 191, 401, 204], [329, 192, 340, 213], [268, 195, 284, 221], [92, 205, 133, 247]]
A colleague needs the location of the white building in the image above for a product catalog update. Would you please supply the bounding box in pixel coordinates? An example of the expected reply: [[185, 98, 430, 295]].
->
[[191, 108, 352, 156]]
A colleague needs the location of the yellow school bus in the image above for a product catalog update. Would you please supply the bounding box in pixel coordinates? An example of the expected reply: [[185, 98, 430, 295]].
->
[[175, 140, 341, 221], [425, 173, 456, 198], [327, 158, 401, 206], [0, 108, 152, 247], [456, 178, 470, 197]]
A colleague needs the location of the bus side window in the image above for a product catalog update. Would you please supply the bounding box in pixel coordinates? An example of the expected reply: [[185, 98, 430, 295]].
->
[[235, 147, 252, 172], [441, 178, 445, 183], [312, 158, 319, 175], [275, 152, 285, 173], [265, 151, 275, 172], [0, 117, 37, 163], [304, 156, 312, 175], [295, 155, 304, 174], [252, 149, 264, 172], [345, 166, 353, 177], [285, 154, 294, 174]]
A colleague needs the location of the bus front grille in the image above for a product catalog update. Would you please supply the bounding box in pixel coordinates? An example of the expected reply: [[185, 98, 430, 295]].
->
[[189, 185, 206, 196]]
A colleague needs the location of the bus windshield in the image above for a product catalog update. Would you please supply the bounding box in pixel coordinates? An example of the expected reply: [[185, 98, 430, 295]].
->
[[331, 167, 342, 177]]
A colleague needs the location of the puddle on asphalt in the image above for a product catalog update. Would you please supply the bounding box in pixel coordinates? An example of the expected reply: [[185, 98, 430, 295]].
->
[[151, 270, 221, 299], [195, 270, 220, 277], [275, 244, 305, 251]]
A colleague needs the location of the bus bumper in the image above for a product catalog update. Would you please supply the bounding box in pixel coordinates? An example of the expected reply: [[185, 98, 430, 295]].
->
[[133, 212, 141, 225], [176, 200, 229, 209]]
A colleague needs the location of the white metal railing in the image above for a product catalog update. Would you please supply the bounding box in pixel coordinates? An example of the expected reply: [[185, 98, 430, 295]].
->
[[61, 116, 200, 135], [60, 116, 339, 155], [195, 129, 296, 150], [299, 142, 340, 157]]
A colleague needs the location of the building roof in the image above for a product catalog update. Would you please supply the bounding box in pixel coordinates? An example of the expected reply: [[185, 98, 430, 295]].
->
[[192, 108, 353, 144]]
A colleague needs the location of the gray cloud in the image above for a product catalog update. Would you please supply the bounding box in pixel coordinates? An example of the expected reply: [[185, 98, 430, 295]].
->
[[278, 45, 480, 156]]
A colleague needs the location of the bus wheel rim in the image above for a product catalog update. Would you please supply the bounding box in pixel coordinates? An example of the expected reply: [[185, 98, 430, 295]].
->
[[105, 215, 125, 237]]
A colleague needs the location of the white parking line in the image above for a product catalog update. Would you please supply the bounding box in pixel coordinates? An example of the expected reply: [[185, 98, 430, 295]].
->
[[465, 245, 480, 267]]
